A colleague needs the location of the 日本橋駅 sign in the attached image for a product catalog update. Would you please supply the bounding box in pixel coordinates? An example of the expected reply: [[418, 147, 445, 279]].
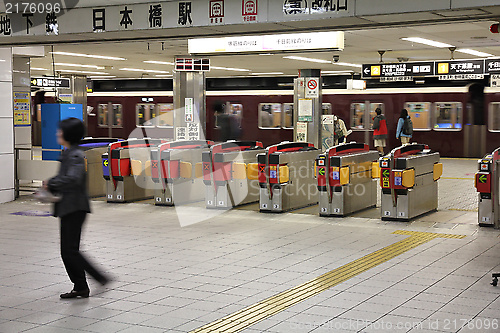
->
[[363, 58, 500, 80]]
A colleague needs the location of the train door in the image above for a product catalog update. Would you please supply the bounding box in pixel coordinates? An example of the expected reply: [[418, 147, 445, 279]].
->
[[97, 102, 123, 138]]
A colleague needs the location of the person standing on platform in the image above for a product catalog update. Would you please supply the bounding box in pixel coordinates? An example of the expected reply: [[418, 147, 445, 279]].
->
[[372, 108, 388, 155], [396, 108, 413, 145], [45, 118, 109, 299]]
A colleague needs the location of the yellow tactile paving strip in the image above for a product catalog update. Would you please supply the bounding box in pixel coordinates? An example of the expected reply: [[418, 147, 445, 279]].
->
[[190, 230, 466, 333]]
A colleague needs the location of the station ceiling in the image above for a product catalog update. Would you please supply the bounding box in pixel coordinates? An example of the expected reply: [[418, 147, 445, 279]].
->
[[29, 20, 500, 79]]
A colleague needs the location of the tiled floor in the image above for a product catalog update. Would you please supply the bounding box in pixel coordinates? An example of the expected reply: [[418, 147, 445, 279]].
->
[[1, 159, 499, 332]]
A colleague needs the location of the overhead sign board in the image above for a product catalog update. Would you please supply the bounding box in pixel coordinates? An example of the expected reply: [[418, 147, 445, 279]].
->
[[435, 60, 484, 75], [188, 31, 344, 54], [363, 58, 500, 80], [175, 58, 210, 71], [31, 77, 70, 89], [362, 61, 434, 79]]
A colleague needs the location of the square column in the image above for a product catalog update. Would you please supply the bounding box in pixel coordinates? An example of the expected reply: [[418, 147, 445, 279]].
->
[[0, 48, 14, 203]]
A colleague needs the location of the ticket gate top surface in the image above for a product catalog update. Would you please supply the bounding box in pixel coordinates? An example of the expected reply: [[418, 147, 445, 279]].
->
[[150, 140, 213, 183], [202, 141, 265, 183], [102, 138, 167, 182], [258, 142, 317, 187], [317, 142, 379, 191], [379, 143, 441, 191]]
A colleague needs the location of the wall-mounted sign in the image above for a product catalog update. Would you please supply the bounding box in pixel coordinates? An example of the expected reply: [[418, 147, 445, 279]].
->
[[13, 91, 31, 127], [305, 78, 319, 98], [296, 122, 307, 142], [362, 61, 434, 78], [185, 97, 194, 122], [298, 98, 313, 122], [31, 77, 70, 89], [490, 74, 500, 87], [188, 31, 344, 54]]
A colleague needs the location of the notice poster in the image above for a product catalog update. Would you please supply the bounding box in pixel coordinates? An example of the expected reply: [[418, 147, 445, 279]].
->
[[298, 98, 313, 122], [176, 126, 187, 141], [13, 92, 31, 127], [187, 122, 200, 140], [185, 97, 194, 122], [296, 122, 307, 142]]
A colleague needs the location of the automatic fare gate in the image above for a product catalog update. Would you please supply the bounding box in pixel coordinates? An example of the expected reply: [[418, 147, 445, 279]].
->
[[380, 143, 443, 221], [203, 141, 265, 209], [475, 147, 500, 228], [316, 142, 379, 217], [259, 142, 319, 213], [151, 140, 213, 206], [102, 138, 166, 203]]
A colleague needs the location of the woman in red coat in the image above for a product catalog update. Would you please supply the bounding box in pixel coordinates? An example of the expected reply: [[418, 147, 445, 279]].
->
[[372, 108, 388, 155]]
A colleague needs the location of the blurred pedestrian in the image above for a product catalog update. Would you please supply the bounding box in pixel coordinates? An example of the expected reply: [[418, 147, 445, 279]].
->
[[396, 108, 413, 145], [45, 118, 109, 299], [372, 108, 388, 155]]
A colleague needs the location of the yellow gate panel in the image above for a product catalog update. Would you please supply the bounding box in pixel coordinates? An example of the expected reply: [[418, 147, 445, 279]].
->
[[130, 160, 143, 176], [247, 163, 259, 180], [232, 163, 247, 180], [279, 165, 289, 183], [180, 162, 192, 179]]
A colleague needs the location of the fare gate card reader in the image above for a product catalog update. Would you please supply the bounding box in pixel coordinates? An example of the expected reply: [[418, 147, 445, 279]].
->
[[150, 140, 213, 206], [316, 142, 379, 217], [203, 141, 265, 209], [475, 147, 500, 228], [258, 141, 319, 213], [380, 143, 442, 221]]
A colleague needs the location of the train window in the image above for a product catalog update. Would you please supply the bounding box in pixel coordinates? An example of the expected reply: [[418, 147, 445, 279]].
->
[[282, 103, 293, 129], [97, 104, 108, 127], [157, 103, 174, 127], [489, 103, 500, 132], [136, 103, 157, 127], [404, 102, 432, 130], [350, 102, 383, 130], [111, 104, 123, 128], [97, 103, 122, 128], [258, 103, 282, 129], [214, 102, 243, 129], [434, 102, 462, 130]]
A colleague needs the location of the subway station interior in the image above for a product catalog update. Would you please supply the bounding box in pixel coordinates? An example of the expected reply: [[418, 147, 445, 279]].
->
[[2, 1, 500, 332]]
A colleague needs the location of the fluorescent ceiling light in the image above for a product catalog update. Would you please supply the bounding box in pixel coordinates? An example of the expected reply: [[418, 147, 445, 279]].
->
[[456, 48, 494, 57], [401, 37, 453, 48], [143, 60, 175, 65], [251, 72, 284, 75], [56, 69, 109, 75], [155, 74, 173, 77], [51, 51, 126, 61], [322, 70, 355, 74], [283, 56, 331, 64], [120, 68, 169, 73], [211, 66, 250, 72], [333, 62, 362, 68], [31, 67, 48, 70], [55, 62, 105, 69], [89, 75, 116, 79]]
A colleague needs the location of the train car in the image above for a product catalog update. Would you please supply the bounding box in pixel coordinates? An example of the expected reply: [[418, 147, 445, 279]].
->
[[87, 85, 500, 157]]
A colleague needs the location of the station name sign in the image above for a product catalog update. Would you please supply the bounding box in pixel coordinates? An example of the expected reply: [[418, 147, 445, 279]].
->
[[363, 58, 500, 81], [31, 77, 71, 89]]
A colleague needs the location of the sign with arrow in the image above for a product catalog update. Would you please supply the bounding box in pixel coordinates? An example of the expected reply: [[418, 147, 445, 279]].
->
[[478, 174, 488, 183], [381, 168, 390, 188]]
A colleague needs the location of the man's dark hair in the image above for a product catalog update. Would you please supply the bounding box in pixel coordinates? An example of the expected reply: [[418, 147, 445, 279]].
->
[[59, 117, 85, 145], [375, 108, 382, 115], [213, 101, 225, 114]]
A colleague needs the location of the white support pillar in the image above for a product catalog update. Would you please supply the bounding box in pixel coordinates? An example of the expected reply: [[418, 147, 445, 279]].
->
[[0, 47, 14, 203]]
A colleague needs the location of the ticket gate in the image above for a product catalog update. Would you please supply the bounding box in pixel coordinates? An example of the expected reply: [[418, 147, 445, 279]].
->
[[151, 140, 213, 206], [79, 138, 122, 198], [102, 138, 166, 203], [316, 142, 379, 217], [475, 147, 500, 228], [380, 143, 442, 221], [203, 141, 265, 209], [259, 142, 319, 213]]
